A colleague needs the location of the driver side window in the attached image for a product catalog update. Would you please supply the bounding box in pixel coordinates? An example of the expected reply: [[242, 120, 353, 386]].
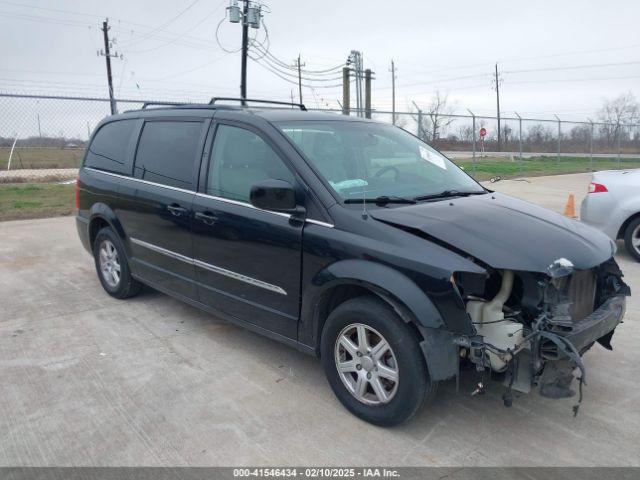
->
[[207, 124, 295, 203]]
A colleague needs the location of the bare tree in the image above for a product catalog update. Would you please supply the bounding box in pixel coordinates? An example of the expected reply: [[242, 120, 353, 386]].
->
[[598, 91, 639, 146], [426, 92, 457, 141], [527, 124, 554, 150], [411, 92, 457, 142], [502, 124, 512, 148], [457, 124, 474, 143], [395, 115, 408, 130]]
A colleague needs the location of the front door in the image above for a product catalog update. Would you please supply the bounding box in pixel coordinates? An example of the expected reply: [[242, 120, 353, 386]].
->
[[191, 122, 303, 339]]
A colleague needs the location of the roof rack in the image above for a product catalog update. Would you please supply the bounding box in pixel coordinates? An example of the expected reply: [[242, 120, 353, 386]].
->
[[209, 97, 307, 111], [141, 101, 189, 109]]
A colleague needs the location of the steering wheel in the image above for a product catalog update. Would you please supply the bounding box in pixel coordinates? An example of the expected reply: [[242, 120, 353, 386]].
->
[[373, 165, 400, 179]]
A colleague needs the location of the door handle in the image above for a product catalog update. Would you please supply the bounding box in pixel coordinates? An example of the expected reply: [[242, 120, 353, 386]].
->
[[167, 204, 188, 216], [195, 211, 218, 225]]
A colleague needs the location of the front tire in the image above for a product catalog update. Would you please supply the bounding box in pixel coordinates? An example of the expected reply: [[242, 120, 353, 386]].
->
[[321, 296, 436, 426], [93, 227, 142, 299], [624, 217, 640, 262]]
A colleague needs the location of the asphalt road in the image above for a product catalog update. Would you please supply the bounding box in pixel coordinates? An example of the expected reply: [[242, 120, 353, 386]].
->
[[1, 173, 638, 466]]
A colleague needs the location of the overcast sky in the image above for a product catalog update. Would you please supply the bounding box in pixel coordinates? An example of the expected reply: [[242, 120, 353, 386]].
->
[[1, 0, 639, 121]]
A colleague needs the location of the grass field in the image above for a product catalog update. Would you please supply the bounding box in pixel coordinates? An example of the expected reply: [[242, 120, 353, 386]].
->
[[0, 183, 75, 221], [456, 155, 640, 181], [1, 147, 84, 170]]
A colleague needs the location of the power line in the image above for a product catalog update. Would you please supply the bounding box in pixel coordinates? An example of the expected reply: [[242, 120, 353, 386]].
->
[[249, 58, 343, 89], [129, 1, 226, 54], [0, 10, 92, 27], [251, 41, 344, 75], [156, 54, 231, 80], [506, 74, 640, 85], [0, 8, 217, 52], [215, 8, 243, 53], [503, 60, 640, 74], [398, 43, 640, 79], [376, 72, 490, 91], [119, 0, 203, 48], [0, 0, 106, 19], [254, 55, 342, 82]]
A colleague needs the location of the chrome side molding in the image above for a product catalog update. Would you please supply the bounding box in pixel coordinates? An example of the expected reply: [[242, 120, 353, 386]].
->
[[130, 237, 287, 295]]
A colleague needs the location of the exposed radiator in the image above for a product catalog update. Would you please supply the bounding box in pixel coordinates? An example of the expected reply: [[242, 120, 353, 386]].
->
[[567, 269, 597, 323]]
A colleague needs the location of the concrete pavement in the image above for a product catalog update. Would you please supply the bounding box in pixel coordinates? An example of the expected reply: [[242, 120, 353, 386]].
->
[[0, 173, 639, 466], [482, 172, 591, 213]]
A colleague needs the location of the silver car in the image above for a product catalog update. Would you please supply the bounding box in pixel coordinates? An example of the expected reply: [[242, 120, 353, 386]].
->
[[580, 168, 640, 261]]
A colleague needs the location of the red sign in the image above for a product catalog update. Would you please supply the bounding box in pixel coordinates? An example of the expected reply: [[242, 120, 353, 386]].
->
[[479, 127, 487, 137]]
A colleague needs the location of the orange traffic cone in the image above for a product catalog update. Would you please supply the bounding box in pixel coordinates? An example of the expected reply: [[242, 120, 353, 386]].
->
[[564, 193, 577, 218]]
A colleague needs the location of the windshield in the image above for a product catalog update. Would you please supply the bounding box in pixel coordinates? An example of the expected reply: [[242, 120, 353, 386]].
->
[[276, 120, 484, 202]]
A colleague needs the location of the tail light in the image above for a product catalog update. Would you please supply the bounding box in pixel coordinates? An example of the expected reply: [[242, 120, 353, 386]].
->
[[588, 182, 608, 193], [75, 176, 80, 209]]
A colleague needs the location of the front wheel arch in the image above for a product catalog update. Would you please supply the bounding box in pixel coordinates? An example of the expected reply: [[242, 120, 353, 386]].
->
[[313, 283, 425, 357], [300, 259, 448, 353]]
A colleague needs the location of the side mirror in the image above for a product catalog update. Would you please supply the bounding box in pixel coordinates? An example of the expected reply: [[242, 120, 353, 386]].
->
[[250, 179, 299, 213]]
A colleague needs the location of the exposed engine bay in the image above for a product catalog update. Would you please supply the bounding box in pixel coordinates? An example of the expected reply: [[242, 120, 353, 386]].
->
[[452, 257, 630, 415]]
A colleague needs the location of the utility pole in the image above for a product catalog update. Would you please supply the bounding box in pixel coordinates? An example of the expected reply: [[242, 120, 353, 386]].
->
[[295, 54, 305, 104], [389, 59, 396, 125], [347, 51, 366, 117], [364, 69, 372, 119], [342, 67, 350, 115], [240, 1, 249, 103], [227, 1, 264, 103], [494, 62, 501, 151], [99, 19, 119, 115]]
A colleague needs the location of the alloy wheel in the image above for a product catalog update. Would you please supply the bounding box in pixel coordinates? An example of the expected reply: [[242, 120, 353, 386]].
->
[[99, 239, 121, 288], [334, 323, 399, 405]]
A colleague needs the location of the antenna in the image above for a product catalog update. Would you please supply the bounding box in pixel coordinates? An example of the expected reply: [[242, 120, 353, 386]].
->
[[362, 162, 368, 220]]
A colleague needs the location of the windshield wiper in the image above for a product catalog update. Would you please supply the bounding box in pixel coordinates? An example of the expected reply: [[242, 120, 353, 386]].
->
[[344, 195, 416, 206], [414, 189, 486, 201]]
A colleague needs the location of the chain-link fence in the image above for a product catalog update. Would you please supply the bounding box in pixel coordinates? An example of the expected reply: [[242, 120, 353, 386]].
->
[[2, 92, 640, 183]]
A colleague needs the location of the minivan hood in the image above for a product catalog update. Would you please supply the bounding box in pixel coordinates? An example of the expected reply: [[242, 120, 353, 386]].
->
[[370, 192, 614, 273]]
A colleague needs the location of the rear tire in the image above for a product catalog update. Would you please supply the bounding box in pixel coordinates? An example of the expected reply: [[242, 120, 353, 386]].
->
[[321, 296, 436, 426], [624, 217, 640, 262], [93, 227, 142, 299]]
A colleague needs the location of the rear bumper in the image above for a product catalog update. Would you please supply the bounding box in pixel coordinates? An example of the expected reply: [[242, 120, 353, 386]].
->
[[565, 295, 626, 352], [580, 194, 623, 240]]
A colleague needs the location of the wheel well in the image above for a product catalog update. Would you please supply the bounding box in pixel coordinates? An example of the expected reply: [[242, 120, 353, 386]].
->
[[618, 212, 640, 239], [89, 217, 109, 248], [314, 284, 424, 355]]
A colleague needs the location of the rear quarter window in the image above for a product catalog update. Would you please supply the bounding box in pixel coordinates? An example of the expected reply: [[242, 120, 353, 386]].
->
[[84, 119, 137, 173], [133, 120, 205, 190]]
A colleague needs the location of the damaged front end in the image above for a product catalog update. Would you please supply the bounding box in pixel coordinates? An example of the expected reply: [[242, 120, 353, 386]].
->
[[452, 257, 630, 415]]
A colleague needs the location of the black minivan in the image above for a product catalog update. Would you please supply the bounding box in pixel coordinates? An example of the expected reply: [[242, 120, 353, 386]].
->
[[77, 99, 629, 425]]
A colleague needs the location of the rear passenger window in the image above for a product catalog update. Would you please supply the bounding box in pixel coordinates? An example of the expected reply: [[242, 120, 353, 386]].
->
[[85, 119, 136, 173], [134, 121, 204, 190]]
